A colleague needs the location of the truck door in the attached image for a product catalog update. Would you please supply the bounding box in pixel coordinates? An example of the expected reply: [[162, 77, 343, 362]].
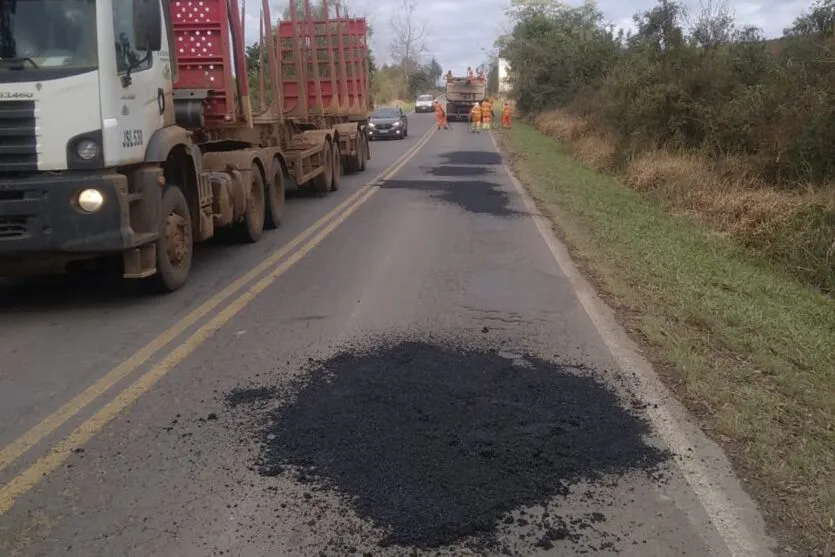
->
[[100, 0, 171, 167]]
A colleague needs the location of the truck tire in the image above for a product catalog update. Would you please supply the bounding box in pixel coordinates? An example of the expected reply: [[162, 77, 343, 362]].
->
[[359, 135, 368, 171], [331, 142, 342, 191], [346, 151, 358, 173], [235, 163, 266, 243], [265, 157, 285, 230], [312, 140, 333, 193], [345, 137, 361, 173], [148, 185, 193, 293]]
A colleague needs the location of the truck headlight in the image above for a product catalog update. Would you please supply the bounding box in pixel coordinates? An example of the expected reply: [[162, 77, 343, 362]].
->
[[77, 188, 104, 212], [76, 139, 99, 161], [392, 121, 400, 126]]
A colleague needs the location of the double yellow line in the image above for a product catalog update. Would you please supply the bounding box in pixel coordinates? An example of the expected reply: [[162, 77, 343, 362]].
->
[[0, 126, 436, 514]]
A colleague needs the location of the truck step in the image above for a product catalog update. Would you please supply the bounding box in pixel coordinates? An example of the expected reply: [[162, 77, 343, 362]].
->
[[132, 233, 158, 245], [122, 242, 157, 279]]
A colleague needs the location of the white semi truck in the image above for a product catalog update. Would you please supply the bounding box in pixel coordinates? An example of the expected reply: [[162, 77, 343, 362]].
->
[[0, 0, 370, 292]]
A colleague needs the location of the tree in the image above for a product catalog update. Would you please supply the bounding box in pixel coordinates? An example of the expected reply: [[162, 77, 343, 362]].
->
[[389, 0, 428, 80], [785, 0, 835, 36], [690, 0, 735, 48], [245, 43, 261, 75], [427, 58, 443, 84], [278, 0, 358, 20], [280, 0, 323, 20], [404, 58, 442, 97], [487, 58, 499, 95]]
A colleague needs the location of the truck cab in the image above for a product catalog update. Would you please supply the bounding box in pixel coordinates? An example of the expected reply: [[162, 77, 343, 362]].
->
[[0, 0, 182, 283]]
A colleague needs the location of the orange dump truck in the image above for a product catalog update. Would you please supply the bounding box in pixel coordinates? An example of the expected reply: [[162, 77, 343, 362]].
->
[[444, 75, 486, 122]]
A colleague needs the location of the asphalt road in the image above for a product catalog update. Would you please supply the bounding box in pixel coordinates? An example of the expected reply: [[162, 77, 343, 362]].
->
[[0, 114, 777, 556]]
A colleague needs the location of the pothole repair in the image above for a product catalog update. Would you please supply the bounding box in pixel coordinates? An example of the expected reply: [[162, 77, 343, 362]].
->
[[225, 339, 671, 552]]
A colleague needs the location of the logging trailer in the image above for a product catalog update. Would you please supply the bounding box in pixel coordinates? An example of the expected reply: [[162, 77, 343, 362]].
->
[[0, 0, 371, 292]]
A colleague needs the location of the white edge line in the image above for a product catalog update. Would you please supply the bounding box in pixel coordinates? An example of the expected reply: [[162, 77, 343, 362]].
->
[[488, 132, 776, 557]]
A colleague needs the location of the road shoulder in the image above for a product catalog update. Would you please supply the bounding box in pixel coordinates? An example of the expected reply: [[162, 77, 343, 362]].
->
[[492, 124, 829, 555]]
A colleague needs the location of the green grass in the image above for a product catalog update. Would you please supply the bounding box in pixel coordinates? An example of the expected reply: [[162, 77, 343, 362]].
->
[[498, 122, 835, 553]]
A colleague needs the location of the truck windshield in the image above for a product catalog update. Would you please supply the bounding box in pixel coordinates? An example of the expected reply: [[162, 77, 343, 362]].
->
[[417, 95, 432, 101], [0, 0, 97, 70]]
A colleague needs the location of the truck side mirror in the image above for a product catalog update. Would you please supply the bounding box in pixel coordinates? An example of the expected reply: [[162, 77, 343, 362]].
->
[[133, 0, 163, 51]]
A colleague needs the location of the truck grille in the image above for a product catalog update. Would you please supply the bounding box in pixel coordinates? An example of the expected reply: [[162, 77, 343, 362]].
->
[[0, 101, 37, 173], [375, 123, 392, 130], [0, 217, 27, 238]]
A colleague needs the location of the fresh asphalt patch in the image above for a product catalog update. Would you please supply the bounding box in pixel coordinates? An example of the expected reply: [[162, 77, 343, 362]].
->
[[224, 337, 672, 553], [381, 179, 520, 218], [426, 165, 493, 177], [439, 150, 502, 166]]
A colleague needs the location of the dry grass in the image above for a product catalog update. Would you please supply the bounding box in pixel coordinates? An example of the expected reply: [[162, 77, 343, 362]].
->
[[535, 110, 588, 142], [499, 121, 835, 554], [532, 109, 835, 292], [535, 111, 617, 171], [624, 150, 810, 237]]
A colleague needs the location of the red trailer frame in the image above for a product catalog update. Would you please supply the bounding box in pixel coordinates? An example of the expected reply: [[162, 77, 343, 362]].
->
[[170, 0, 369, 133], [278, 5, 369, 118]]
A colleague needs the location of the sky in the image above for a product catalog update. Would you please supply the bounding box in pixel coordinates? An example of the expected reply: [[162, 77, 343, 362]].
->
[[240, 0, 813, 75]]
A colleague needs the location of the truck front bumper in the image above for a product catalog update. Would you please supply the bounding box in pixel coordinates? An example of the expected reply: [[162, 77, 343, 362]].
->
[[0, 171, 132, 262]]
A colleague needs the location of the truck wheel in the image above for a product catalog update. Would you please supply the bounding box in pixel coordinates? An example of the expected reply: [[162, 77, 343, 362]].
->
[[312, 140, 333, 193], [346, 138, 361, 173], [344, 148, 356, 174], [358, 135, 367, 170], [149, 185, 193, 293], [265, 157, 285, 230], [331, 142, 342, 191], [235, 163, 266, 242], [359, 135, 368, 171]]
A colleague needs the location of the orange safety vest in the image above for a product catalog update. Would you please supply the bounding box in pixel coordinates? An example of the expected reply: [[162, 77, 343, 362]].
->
[[470, 105, 482, 120], [481, 101, 492, 120]]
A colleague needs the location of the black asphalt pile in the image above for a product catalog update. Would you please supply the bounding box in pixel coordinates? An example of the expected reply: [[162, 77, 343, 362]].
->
[[227, 339, 670, 550]]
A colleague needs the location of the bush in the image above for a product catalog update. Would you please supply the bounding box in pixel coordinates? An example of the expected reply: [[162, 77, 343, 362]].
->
[[499, 0, 835, 292], [499, 0, 835, 185]]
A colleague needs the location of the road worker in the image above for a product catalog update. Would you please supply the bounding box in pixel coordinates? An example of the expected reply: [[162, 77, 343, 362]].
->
[[470, 102, 482, 133], [502, 102, 512, 128], [445, 70, 453, 83], [481, 97, 493, 130], [467, 66, 474, 85], [476, 67, 485, 84], [434, 100, 448, 129]]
